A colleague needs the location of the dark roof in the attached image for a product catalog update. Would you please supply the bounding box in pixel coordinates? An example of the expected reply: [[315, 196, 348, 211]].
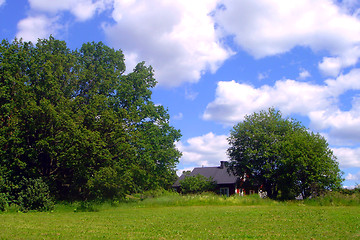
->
[[173, 162, 239, 187]]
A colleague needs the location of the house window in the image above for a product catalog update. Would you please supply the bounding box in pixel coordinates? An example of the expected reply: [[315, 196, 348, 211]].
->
[[220, 188, 229, 197]]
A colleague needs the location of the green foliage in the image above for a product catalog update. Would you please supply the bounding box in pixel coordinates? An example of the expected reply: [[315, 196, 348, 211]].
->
[[0, 192, 8, 211], [87, 165, 130, 200], [228, 108, 343, 200], [17, 178, 54, 212], [0, 37, 181, 203], [179, 173, 216, 194], [0, 176, 10, 211], [303, 190, 360, 206], [73, 201, 100, 212]]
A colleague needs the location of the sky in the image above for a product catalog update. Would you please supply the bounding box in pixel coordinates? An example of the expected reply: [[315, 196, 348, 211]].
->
[[1, 0, 360, 188]]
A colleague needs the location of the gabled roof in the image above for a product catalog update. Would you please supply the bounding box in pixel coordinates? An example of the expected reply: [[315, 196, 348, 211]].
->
[[173, 161, 239, 187]]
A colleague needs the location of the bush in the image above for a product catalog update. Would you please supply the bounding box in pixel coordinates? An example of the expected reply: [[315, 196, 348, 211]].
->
[[0, 192, 8, 211], [17, 178, 54, 212], [87, 166, 128, 201], [74, 201, 100, 212], [179, 173, 216, 194], [132, 188, 179, 201]]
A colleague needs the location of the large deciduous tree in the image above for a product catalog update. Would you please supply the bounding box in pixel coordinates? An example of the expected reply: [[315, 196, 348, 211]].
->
[[227, 108, 342, 199], [0, 37, 181, 201]]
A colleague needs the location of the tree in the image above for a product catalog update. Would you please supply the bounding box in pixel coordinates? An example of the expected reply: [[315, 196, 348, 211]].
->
[[179, 172, 216, 194], [0, 37, 181, 201], [227, 108, 343, 199]]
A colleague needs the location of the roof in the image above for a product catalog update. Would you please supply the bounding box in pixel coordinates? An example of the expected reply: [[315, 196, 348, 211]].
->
[[173, 161, 239, 187]]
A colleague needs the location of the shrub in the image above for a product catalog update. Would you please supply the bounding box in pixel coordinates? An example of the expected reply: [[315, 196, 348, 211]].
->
[[0, 192, 8, 211], [17, 178, 54, 212], [87, 166, 128, 201], [179, 173, 216, 194], [74, 201, 100, 212]]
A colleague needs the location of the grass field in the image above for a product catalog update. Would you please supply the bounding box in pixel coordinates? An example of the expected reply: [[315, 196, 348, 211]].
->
[[0, 195, 359, 239]]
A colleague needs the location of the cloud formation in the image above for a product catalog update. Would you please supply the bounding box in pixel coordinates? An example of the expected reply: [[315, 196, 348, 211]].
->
[[177, 132, 228, 167], [16, 0, 360, 86], [203, 69, 360, 143], [215, 0, 360, 76], [345, 172, 360, 182], [17, 0, 232, 87], [28, 0, 111, 21], [104, 0, 233, 87], [333, 147, 360, 168], [17, 15, 61, 42]]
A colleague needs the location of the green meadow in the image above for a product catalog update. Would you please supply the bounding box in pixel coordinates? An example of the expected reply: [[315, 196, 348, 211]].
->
[[1, 194, 359, 239]]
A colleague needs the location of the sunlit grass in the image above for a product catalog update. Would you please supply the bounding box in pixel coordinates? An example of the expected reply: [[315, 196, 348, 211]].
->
[[0, 193, 359, 239]]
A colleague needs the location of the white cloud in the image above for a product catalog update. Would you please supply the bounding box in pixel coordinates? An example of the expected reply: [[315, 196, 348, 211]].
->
[[16, 15, 60, 42], [16, 0, 113, 45], [310, 108, 360, 143], [215, 0, 360, 75], [203, 69, 360, 143], [319, 57, 342, 77], [334, 147, 360, 168], [28, 0, 111, 21], [325, 68, 360, 95], [0, 0, 5, 7], [203, 79, 333, 125], [177, 132, 229, 167], [298, 68, 311, 80], [104, 0, 233, 87], [345, 172, 360, 181]]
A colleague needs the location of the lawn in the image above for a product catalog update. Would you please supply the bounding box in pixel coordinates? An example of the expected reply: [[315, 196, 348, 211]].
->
[[1, 198, 359, 239]]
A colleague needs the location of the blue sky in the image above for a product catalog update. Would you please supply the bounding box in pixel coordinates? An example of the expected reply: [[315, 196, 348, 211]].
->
[[1, 0, 360, 188]]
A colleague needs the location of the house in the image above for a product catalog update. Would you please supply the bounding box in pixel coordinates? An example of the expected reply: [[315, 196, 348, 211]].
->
[[173, 161, 262, 197], [173, 161, 237, 196]]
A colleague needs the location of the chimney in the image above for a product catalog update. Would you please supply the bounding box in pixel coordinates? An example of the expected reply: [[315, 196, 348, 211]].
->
[[220, 161, 227, 169]]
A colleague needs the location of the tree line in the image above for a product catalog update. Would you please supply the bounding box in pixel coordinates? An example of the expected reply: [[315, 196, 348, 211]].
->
[[0, 37, 181, 206], [0, 37, 344, 211]]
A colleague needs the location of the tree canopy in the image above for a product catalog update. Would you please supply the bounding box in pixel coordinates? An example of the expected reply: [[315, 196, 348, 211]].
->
[[227, 108, 343, 200], [0, 37, 181, 202]]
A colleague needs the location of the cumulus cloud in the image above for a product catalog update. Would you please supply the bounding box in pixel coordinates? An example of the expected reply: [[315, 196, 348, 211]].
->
[[16, 0, 112, 44], [177, 132, 229, 167], [28, 0, 111, 21], [103, 0, 233, 87], [16, 15, 61, 42], [333, 147, 360, 168], [298, 68, 311, 80], [203, 79, 333, 125], [345, 172, 360, 181], [203, 69, 360, 143], [215, 0, 360, 76]]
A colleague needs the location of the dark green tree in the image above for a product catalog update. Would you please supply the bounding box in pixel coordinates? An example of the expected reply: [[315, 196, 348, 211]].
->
[[179, 172, 216, 194], [0, 37, 181, 201], [227, 108, 343, 199]]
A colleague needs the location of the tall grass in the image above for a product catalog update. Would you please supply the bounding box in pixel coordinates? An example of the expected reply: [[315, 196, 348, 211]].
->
[[129, 191, 360, 208], [3, 190, 359, 213], [128, 192, 281, 208], [303, 191, 360, 206]]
